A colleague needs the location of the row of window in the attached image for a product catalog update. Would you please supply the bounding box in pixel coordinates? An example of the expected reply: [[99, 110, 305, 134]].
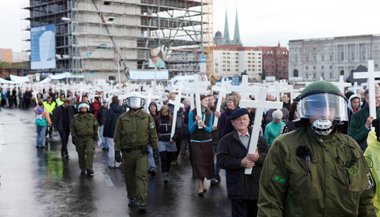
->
[[222, 56, 262, 60], [216, 68, 261, 72], [221, 52, 262, 56], [306, 73, 335, 79], [305, 65, 334, 70], [221, 65, 262, 68], [296, 51, 368, 63]]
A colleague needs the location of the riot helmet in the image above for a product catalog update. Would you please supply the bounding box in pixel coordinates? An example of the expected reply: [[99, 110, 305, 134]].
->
[[296, 81, 348, 135], [125, 92, 145, 110]]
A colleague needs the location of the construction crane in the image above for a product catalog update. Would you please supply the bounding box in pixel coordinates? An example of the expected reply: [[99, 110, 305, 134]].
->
[[202, 0, 214, 85]]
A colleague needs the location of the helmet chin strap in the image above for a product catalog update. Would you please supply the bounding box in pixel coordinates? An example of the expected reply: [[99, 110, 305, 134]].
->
[[312, 119, 334, 135]]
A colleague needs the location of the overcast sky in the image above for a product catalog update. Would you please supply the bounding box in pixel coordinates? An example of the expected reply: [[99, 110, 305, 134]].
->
[[1, 0, 380, 52]]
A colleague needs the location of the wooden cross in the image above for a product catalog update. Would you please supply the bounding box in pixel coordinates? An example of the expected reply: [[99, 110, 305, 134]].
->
[[354, 60, 380, 122], [212, 85, 231, 126], [168, 83, 184, 139], [239, 88, 283, 174], [332, 75, 351, 94]]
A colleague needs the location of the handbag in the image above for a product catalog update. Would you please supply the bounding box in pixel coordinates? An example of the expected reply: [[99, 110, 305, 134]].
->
[[35, 114, 48, 127]]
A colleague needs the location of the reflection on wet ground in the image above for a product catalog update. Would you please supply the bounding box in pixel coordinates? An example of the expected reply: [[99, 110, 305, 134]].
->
[[0, 109, 230, 217]]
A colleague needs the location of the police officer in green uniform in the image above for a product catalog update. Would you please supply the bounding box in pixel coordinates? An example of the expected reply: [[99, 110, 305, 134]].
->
[[70, 101, 99, 176], [43, 96, 57, 138], [114, 92, 158, 212], [258, 81, 376, 217]]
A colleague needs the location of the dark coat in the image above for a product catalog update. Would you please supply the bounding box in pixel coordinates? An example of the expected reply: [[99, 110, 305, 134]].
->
[[281, 120, 297, 134], [96, 106, 108, 126], [103, 103, 126, 138], [217, 108, 235, 140], [217, 129, 268, 200], [53, 105, 74, 132], [348, 105, 380, 151]]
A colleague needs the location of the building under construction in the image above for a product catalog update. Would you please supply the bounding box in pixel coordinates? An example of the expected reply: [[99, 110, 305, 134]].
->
[[23, 0, 213, 81]]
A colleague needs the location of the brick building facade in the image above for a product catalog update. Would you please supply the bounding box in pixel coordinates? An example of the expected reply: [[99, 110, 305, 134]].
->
[[259, 43, 289, 80]]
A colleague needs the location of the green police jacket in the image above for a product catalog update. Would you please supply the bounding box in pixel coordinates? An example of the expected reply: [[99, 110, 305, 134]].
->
[[70, 113, 98, 137], [258, 126, 376, 217], [114, 110, 158, 151]]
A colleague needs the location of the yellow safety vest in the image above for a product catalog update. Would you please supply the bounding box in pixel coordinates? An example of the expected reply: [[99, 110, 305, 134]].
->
[[56, 98, 64, 106], [43, 101, 56, 113]]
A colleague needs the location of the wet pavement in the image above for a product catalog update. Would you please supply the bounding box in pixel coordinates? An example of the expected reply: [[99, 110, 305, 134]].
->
[[0, 108, 230, 217]]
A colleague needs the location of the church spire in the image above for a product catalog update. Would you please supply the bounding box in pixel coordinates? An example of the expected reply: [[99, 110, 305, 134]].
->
[[221, 10, 230, 45], [232, 9, 242, 46]]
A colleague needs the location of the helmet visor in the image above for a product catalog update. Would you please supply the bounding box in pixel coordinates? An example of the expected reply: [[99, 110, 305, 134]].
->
[[297, 93, 348, 121], [127, 97, 143, 109]]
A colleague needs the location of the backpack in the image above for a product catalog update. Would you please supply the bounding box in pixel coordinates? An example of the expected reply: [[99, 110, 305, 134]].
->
[[35, 113, 48, 127]]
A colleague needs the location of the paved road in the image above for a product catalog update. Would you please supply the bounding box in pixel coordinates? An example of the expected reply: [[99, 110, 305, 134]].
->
[[0, 108, 230, 217]]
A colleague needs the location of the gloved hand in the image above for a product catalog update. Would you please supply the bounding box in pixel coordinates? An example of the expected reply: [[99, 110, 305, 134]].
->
[[115, 151, 121, 163], [92, 133, 98, 141], [72, 136, 77, 145]]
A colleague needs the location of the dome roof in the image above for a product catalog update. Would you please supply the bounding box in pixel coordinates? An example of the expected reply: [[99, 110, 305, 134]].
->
[[215, 31, 222, 37]]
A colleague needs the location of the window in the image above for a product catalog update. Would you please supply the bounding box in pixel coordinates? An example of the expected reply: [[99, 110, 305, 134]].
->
[[305, 56, 309, 63], [340, 51, 344, 61], [330, 73, 333, 78], [329, 65, 333, 70], [305, 66, 309, 70], [293, 69, 299, 77], [330, 55, 333, 61], [313, 66, 316, 70], [321, 55, 324, 61], [313, 73, 316, 79], [321, 66, 324, 70], [313, 56, 317, 62]]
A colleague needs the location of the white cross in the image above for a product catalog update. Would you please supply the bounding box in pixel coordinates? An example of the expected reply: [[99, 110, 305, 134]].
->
[[195, 78, 202, 117], [351, 82, 362, 95], [239, 88, 283, 175], [227, 75, 257, 99], [144, 88, 156, 112], [354, 60, 380, 122], [332, 75, 351, 94], [212, 85, 231, 126], [168, 85, 184, 139]]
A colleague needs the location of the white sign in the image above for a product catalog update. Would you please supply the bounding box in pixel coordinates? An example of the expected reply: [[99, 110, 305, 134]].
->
[[129, 70, 169, 80]]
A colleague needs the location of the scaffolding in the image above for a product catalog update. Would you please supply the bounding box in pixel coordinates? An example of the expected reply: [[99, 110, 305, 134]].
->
[[23, 0, 213, 80]]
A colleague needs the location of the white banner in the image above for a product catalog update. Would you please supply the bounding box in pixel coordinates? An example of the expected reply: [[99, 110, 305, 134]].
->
[[129, 70, 168, 80], [10, 75, 30, 83]]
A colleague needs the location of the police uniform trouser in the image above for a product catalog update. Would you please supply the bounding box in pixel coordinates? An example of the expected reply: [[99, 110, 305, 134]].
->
[[75, 137, 95, 170], [122, 149, 149, 204]]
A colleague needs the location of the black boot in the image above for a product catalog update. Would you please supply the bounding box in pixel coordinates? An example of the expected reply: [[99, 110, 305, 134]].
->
[[86, 169, 94, 177]]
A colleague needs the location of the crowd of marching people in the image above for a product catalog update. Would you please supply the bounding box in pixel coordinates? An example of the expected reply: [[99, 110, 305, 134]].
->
[[2, 80, 380, 216]]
